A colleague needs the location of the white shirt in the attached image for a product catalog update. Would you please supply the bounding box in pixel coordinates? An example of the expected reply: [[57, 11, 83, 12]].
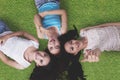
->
[[80, 26, 120, 52], [0, 31, 39, 68]]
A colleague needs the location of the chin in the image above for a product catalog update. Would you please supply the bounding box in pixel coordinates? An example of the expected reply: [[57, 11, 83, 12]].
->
[[74, 53, 78, 55]]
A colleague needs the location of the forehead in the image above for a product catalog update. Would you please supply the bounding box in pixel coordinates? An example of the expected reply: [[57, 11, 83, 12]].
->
[[38, 51, 46, 55], [65, 41, 72, 47], [64, 43, 71, 52]]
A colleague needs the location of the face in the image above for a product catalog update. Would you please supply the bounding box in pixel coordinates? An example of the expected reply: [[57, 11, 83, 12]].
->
[[34, 51, 50, 66], [64, 40, 84, 55], [47, 38, 60, 55]]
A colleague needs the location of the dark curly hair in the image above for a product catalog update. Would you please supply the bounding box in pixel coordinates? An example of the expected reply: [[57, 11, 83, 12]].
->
[[58, 25, 79, 45], [30, 26, 86, 80]]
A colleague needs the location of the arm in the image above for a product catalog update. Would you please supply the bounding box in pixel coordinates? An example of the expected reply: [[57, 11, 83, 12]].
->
[[0, 51, 25, 70], [60, 10, 67, 34], [0, 31, 38, 44], [39, 9, 68, 34], [81, 48, 101, 62], [80, 22, 120, 32], [34, 14, 48, 39]]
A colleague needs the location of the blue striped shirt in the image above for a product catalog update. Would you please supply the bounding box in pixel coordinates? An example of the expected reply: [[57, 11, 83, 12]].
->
[[38, 2, 61, 34]]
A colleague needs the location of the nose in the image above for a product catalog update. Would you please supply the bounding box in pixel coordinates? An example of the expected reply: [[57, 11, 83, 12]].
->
[[72, 42, 79, 48], [38, 53, 44, 59], [39, 56, 44, 60], [49, 40, 55, 45]]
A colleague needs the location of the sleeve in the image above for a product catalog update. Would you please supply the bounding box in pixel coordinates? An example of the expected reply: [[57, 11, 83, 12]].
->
[[83, 29, 99, 52], [79, 30, 87, 37], [30, 40, 39, 49]]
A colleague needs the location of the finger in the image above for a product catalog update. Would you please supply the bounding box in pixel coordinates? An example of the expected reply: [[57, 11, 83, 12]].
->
[[91, 51, 96, 62], [93, 52, 99, 62], [84, 53, 88, 59], [89, 50, 96, 62], [84, 50, 91, 57], [81, 59, 88, 62], [95, 56, 99, 62], [88, 55, 93, 62], [88, 50, 94, 62], [91, 55, 96, 62]]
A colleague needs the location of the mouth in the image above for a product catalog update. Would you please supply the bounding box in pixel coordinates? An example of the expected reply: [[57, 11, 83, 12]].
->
[[49, 39, 55, 43]]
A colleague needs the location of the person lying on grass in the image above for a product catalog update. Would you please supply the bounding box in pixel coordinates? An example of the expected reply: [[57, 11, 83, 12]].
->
[[30, 48, 86, 80], [0, 20, 50, 70], [34, 0, 67, 55], [59, 24, 120, 62]]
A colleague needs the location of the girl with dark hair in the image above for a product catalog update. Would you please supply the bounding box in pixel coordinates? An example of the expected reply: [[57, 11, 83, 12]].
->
[[63, 23, 120, 62], [0, 20, 50, 69], [30, 46, 86, 80], [30, 26, 86, 80], [34, 0, 67, 55]]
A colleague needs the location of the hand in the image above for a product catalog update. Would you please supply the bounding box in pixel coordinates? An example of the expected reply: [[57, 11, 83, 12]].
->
[[81, 49, 99, 62], [39, 11, 47, 18]]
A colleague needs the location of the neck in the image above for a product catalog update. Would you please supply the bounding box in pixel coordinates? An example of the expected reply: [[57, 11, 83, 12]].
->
[[24, 47, 37, 63], [81, 37, 88, 49], [47, 27, 59, 39]]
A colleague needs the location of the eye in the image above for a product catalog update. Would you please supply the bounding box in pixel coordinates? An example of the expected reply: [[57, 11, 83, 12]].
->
[[71, 47, 74, 51], [50, 47, 53, 50], [55, 45, 60, 49], [44, 53, 47, 57], [40, 59, 43, 64]]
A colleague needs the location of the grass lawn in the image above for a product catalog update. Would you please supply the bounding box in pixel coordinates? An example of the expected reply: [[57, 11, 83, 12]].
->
[[0, 0, 120, 80]]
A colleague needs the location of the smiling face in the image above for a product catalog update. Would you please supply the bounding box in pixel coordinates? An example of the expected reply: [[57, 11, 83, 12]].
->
[[34, 51, 50, 66], [47, 38, 60, 55], [64, 40, 85, 55]]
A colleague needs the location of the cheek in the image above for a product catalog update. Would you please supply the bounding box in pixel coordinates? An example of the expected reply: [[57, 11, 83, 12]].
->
[[56, 40, 60, 45], [47, 45, 51, 50], [74, 48, 79, 53], [35, 56, 41, 62], [65, 44, 69, 49], [47, 44, 50, 48], [36, 60, 41, 66]]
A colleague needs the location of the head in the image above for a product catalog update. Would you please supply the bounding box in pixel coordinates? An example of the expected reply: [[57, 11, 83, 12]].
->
[[58, 25, 80, 55], [47, 37, 60, 55], [33, 51, 50, 66], [64, 39, 85, 55]]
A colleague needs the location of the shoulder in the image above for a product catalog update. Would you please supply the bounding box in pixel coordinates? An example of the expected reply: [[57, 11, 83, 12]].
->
[[79, 29, 87, 37], [30, 40, 39, 49], [0, 31, 12, 36]]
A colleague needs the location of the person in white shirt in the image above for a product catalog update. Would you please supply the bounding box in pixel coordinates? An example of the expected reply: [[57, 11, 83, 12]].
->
[[62, 23, 120, 62], [0, 20, 50, 70]]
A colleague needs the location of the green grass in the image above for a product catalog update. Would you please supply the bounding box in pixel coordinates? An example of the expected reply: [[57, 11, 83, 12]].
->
[[0, 0, 120, 80]]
